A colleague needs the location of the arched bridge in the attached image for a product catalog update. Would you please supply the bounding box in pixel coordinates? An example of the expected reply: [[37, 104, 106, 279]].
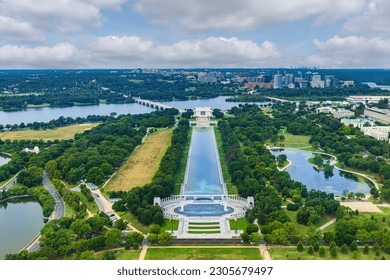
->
[[134, 97, 174, 110]]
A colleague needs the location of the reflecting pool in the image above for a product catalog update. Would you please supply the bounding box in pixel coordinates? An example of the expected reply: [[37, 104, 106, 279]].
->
[[183, 127, 224, 195]]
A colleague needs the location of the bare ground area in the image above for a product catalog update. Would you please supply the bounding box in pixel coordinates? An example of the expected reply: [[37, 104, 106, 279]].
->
[[341, 201, 383, 213], [106, 128, 173, 192], [0, 123, 99, 141]]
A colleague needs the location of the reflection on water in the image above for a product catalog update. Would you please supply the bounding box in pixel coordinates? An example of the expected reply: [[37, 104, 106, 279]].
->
[[270, 148, 372, 195], [0, 198, 44, 259], [174, 204, 234, 216], [184, 127, 223, 195]]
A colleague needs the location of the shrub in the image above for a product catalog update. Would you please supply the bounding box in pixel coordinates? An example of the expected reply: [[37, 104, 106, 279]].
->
[[352, 250, 359, 259], [341, 244, 349, 254], [308, 246, 314, 254], [330, 246, 337, 257], [297, 241, 304, 252], [350, 241, 358, 252], [287, 203, 300, 211], [363, 244, 369, 255], [245, 224, 259, 235], [319, 247, 325, 257]]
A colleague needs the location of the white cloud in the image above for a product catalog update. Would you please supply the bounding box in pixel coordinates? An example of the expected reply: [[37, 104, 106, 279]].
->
[[343, 0, 390, 36], [0, 36, 282, 68], [83, 0, 126, 10], [0, 16, 44, 43], [0, 0, 127, 33], [307, 36, 390, 68], [92, 36, 154, 59], [0, 43, 85, 68], [89, 36, 281, 68], [134, 0, 366, 31]]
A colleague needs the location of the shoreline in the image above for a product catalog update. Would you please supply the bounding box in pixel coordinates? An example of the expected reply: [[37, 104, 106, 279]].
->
[[268, 146, 379, 193]]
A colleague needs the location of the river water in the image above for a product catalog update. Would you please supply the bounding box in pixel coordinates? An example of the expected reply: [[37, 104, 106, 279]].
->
[[0, 96, 265, 125], [271, 148, 372, 195]]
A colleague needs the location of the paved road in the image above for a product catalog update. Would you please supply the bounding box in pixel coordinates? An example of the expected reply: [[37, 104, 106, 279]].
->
[[43, 171, 65, 220], [26, 172, 66, 253], [1, 177, 17, 191]]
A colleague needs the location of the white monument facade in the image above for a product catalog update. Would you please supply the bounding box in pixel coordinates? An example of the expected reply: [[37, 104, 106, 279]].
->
[[194, 107, 212, 126]]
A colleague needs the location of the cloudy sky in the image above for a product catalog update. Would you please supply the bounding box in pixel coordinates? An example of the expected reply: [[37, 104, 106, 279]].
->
[[0, 0, 389, 69]]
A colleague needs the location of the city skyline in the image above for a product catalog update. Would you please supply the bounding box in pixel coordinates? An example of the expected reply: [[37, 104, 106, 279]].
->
[[0, 0, 389, 69]]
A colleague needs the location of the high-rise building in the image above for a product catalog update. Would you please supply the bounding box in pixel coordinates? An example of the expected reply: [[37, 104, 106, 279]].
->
[[273, 73, 283, 89], [285, 74, 294, 87]]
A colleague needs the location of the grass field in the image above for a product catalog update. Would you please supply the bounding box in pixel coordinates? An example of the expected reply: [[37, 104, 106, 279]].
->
[[266, 128, 320, 151], [95, 249, 140, 260], [229, 217, 250, 231], [269, 247, 390, 260], [74, 192, 99, 214], [188, 231, 221, 234], [118, 211, 149, 234], [160, 219, 179, 232], [0, 123, 99, 141], [284, 209, 334, 236], [145, 248, 262, 260], [106, 128, 173, 192]]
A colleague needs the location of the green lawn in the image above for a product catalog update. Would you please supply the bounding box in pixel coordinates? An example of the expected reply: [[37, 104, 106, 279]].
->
[[188, 231, 221, 234], [229, 217, 250, 231], [95, 249, 140, 260], [353, 207, 390, 230], [74, 192, 99, 214], [188, 226, 220, 229], [160, 218, 179, 232], [189, 222, 219, 225], [145, 248, 262, 260], [118, 211, 149, 234], [283, 209, 334, 236], [174, 128, 192, 195], [269, 247, 390, 260], [267, 129, 320, 151]]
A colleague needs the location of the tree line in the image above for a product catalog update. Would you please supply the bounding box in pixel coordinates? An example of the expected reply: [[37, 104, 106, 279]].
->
[[112, 119, 190, 226], [219, 104, 341, 244], [44, 111, 176, 186]]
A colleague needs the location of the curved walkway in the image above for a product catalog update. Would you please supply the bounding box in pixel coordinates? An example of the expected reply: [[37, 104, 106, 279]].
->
[[277, 159, 292, 171], [311, 151, 379, 190], [272, 148, 380, 191]]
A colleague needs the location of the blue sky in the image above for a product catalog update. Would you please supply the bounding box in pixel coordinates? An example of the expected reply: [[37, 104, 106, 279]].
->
[[0, 0, 389, 68]]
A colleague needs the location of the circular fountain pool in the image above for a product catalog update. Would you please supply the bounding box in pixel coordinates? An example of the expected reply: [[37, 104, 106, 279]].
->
[[174, 204, 234, 216]]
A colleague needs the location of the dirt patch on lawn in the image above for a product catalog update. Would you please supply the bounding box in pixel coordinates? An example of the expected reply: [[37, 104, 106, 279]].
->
[[341, 201, 382, 213]]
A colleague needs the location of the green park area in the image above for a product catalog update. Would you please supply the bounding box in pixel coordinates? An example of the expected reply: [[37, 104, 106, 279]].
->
[[145, 247, 262, 260], [95, 249, 140, 260], [229, 217, 250, 231], [269, 246, 390, 260]]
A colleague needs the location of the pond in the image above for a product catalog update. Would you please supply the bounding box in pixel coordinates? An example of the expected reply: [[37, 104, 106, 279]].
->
[[0, 198, 44, 259], [0, 155, 11, 166], [270, 148, 372, 196]]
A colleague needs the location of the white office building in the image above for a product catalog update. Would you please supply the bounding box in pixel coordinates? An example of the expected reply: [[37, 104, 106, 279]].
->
[[273, 74, 283, 89]]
